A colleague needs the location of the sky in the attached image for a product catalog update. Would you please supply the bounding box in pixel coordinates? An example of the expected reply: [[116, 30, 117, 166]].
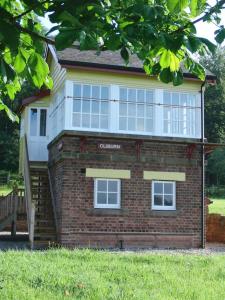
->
[[40, 0, 225, 44]]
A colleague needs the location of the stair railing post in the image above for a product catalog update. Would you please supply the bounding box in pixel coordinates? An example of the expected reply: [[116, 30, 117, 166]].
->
[[11, 193, 18, 237]]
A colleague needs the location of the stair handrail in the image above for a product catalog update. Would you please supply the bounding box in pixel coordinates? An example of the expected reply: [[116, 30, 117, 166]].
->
[[23, 134, 35, 248], [47, 167, 59, 241], [0, 190, 15, 223]]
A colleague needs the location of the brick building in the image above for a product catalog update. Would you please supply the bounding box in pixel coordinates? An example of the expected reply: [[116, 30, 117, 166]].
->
[[19, 46, 215, 249]]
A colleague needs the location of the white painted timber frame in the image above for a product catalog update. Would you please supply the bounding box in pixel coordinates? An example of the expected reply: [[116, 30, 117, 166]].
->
[[64, 80, 201, 139], [94, 178, 121, 209], [152, 181, 176, 211]]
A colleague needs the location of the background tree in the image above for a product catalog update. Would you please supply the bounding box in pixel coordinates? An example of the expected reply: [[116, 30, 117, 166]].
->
[[201, 47, 225, 143], [0, 82, 37, 172], [0, 0, 225, 120], [200, 47, 225, 187]]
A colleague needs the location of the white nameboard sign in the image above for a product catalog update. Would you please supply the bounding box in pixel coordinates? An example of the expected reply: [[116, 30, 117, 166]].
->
[[98, 143, 121, 150]]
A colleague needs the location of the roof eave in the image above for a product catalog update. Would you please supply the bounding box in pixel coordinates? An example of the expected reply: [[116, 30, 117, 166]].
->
[[58, 59, 216, 81]]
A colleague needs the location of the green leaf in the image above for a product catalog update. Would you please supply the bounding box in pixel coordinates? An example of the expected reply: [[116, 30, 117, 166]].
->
[[215, 28, 225, 44], [120, 47, 129, 65], [160, 50, 180, 71], [160, 49, 171, 68], [190, 0, 198, 16], [170, 52, 180, 72], [199, 38, 216, 53], [14, 51, 26, 73], [167, 0, 188, 12], [159, 68, 173, 83], [185, 36, 201, 52], [55, 29, 77, 50], [167, 0, 179, 12], [173, 70, 183, 86], [192, 62, 206, 81]]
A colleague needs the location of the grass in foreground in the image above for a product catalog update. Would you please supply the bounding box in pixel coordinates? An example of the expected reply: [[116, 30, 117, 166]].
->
[[0, 249, 225, 300], [209, 198, 225, 215], [0, 185, 12, 196]]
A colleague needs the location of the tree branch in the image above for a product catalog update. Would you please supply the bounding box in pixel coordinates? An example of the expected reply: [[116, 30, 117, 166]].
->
[[14, 0, 53, 20], [14, 22, 55, 45], [174, 0, 225, 34]]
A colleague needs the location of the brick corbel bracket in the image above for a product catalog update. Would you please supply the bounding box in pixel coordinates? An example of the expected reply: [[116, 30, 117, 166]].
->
[[135, 140, 143, 160], [186, 144, 196, 160], [80, 136, 87, 153]]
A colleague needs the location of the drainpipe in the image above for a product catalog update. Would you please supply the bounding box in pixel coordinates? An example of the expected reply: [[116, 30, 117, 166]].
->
[[201, 81, 206, 248]]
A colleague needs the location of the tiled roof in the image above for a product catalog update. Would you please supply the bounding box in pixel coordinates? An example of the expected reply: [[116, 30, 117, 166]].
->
[[55, 47, 215, 78]]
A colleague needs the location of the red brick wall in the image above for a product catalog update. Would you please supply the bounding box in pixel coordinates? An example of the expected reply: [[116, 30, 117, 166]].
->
[[49, 134, 204, 249], [207, 214, 225, 243]]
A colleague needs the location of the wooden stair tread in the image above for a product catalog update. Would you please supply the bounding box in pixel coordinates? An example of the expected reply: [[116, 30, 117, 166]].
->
[[30, 167, 57, 247]]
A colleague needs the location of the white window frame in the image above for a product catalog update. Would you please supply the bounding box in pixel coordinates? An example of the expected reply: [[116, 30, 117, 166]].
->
[[163, 91, 201, 138], [66, 80, 201, 139], [72, 82, 111, 131], [94, 178, 121, 209], [118, 86, 155, 135], [152, 181, 176, 211], [29, 107, 48, 138]]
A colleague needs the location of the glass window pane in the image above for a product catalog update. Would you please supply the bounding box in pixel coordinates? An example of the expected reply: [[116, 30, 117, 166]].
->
[[164, 92, 171, 105], [137, 104, 144, 117], [108, 193, 118, 205], [97, 193, 107, 204], [172, 93, 179, 106], [154, 182, 163, 194], [92, 101, 99, 114], [120, 88, 127, 101], [137, 118, 144, 131], [92, 86, 100, 99], [154, 195, 163, 206], [82, 114, 90, 127], [101, 102, 108, 114], [101, 87, 109, 100], [128, 89, 136, 102], [137, 90, 145, 103], [91, 115, 99, 128], [164, 183, 173, 194], [83, 100, 91, 113], [146, 105, 153, 118], [108, 181, 118, 192], [83, 85, 91, 99], [146, 119, 153, 132], [72, 113, 80, 127], [164, 195, 173, 206], [180, 94, 187, 106], [73, 84, 81, 98], [73, 100, 81, 112], [128, 117, 135, 131], [146, 90, 153, 103], [40, 109, 47, 136], [164, 107, 170, 119], [164, 120, 170, 133], [30, 109, 37, 136], [98, 180, 107, 192], [119, 103, 127, 116], [100, 116, 108, 129], [128, 103, 136, 116], [119, 117, 127, 130]]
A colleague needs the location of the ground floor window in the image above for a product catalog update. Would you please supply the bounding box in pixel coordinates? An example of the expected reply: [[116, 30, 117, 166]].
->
[[94, 179, 121, 209], [152, 181, 176, 210]]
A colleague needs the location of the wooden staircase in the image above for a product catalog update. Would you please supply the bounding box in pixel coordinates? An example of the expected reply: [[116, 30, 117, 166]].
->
[[30, 165, 57, 248]]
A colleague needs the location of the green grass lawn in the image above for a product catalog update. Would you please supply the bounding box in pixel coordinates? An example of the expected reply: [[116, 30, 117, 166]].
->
[[0, 185, 12, 196], [0, 249, 225, 300], [208, 198, 225, 215]]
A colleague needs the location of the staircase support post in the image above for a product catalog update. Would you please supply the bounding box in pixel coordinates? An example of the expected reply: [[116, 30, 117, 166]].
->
[[11, 195, 18, 237]]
